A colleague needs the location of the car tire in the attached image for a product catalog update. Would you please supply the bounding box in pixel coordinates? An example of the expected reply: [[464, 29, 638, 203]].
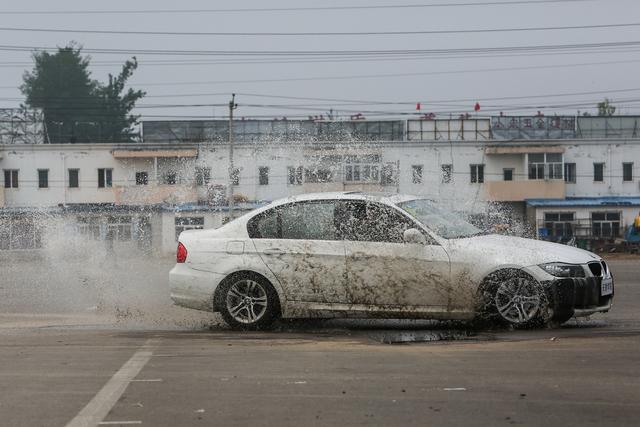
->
[[217, 272, 281, 330], [478, 269, 549, 328]]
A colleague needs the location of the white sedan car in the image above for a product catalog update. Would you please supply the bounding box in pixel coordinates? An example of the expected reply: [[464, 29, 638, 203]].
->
[[170, 192, 613, 329]]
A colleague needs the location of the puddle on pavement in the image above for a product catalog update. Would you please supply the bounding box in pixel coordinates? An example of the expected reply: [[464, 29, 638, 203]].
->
[[368, 329, 478, 344]]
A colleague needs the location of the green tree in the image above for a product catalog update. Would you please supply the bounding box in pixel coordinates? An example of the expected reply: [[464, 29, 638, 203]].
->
[[95, 58, 146, 143], [597, 98, 616, 116], [20, 44, 145, 143]]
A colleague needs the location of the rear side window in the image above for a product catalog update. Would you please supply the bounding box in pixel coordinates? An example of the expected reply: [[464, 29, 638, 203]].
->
[[247, 208, 280, 239], [247, 201, 339, 240], [337, 201, 417, 243], [281, 201, 337, 240]]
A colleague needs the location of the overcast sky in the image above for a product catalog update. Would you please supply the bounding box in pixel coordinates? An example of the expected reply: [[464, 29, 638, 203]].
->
[[1, 0, 639, 120]]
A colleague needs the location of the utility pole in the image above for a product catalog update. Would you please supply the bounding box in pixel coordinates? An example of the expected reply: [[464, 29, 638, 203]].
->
[[228, 93, 238, 219]]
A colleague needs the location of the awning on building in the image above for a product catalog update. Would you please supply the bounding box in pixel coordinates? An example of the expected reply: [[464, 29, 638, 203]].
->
[[485, 146, 565, 154], [526, 197, 640, 207], [111, 149, 198, 158]]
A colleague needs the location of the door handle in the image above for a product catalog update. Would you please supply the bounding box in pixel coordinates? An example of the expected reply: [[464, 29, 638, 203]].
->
[[263, 248, 284, 254]]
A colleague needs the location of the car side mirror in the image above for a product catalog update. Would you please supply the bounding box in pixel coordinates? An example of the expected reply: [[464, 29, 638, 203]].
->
[[403, 228, 427, 244]]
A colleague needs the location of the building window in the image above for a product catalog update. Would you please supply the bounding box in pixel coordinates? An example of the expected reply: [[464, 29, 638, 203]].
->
[[37, 169, 48, 189], [381, 163, 397, 186], [441, 164, 452, 183], [305, 167, 333, 183], [528, 153, 562, 180], [0, 216, 43, 250], [76, 216, 101, 240], [163, 171, 177, 185], [591, 212, 620, 237], [107, 216, 132, 241], [175, 216, 205, 241], [623, 162, 633, 182], [544, 212, 575, 238], [195, 167, 211, 186], [3, 169, 18, 188], [231, 168, 240, 186], [503, 168, 514, 181], [344, 155, 381, 183], [136, 172, 149, 186], [564, 163, 576, 183], [259, 167, 269, 185], [470, 164, 484, 183], [287, 166, 303, 185], [412, 165, 423, 184], [594, 163, 604, 182], [98, 168, 113, 188], [68, 169, 79, 188]]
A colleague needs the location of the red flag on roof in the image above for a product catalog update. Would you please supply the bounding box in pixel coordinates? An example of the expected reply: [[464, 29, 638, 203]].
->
[[416, 102, 421, 111], [474, 102, 481, 112]]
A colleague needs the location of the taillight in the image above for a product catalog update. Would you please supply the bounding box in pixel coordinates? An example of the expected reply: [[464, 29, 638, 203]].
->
[[176, 242, 187, 263]]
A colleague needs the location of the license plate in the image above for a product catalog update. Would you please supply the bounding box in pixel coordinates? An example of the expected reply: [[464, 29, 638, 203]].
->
[[601, 278, 613, 296]]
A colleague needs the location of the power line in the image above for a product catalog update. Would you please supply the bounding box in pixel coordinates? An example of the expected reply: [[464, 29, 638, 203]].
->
[[0, 1, 594, 15], [0, 21, 636, 37], [0, 40, 638, 58]]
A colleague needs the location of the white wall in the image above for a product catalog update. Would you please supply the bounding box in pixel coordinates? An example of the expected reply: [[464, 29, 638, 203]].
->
[[2, 139, 640, 211]]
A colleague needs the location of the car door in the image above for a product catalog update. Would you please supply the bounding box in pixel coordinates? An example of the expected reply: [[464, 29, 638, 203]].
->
[[339, 200, 451, 307], [249, 200, 347, 303]]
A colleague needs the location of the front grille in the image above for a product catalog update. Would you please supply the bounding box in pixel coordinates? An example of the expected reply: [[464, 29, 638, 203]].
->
[[588, 262, 602, 277]]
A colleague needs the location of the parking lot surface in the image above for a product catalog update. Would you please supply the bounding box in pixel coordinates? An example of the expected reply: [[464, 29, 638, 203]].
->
[[1, 259, 639, 426]]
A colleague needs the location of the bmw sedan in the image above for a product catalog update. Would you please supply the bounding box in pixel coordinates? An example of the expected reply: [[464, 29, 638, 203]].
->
[[170, 192, 613, 329]]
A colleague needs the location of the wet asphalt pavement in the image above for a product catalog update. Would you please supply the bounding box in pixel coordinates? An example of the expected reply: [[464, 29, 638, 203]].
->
[[0, 258, 639, 426]]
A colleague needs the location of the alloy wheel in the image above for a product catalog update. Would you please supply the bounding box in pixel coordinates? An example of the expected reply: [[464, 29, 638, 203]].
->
[[226, 279, 268, 324], [494, 277, 543, 324]]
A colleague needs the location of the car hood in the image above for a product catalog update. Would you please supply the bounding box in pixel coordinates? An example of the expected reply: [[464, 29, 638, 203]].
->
[[446, 234, 601, 266]]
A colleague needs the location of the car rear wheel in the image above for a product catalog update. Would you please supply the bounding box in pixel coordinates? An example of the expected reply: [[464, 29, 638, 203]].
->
[[218, 273, 280, 330], [479, 270, 549, 328]]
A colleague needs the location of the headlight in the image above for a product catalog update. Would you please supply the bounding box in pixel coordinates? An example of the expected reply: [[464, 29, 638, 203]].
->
[[539, 262, 585, 278]]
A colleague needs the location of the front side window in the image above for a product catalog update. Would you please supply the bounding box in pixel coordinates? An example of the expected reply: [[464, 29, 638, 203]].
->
[[3, 169, 18, 188], [98, 168, 113, 188], [337, 201, 418, 243], [398, 199, 482, 239]]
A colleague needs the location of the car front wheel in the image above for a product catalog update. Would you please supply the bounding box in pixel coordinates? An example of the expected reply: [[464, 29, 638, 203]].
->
[[479, 270, 549, 328], [218, 273, 280, 330]]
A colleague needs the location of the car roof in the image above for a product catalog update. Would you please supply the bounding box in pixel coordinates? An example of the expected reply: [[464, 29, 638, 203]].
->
[[269, 191, 419, 206]]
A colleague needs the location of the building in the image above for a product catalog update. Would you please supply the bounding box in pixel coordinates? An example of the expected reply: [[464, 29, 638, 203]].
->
[[1, 116, 639, 253]]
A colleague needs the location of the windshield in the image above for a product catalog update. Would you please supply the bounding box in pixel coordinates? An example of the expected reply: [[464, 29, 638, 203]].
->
[[397, 199, 483, 239]]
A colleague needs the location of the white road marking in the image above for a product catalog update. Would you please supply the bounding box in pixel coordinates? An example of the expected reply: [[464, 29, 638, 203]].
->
[[98, 422, 142, 425], [130, 379, 163, 382], [65, 339, 159, 427]]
